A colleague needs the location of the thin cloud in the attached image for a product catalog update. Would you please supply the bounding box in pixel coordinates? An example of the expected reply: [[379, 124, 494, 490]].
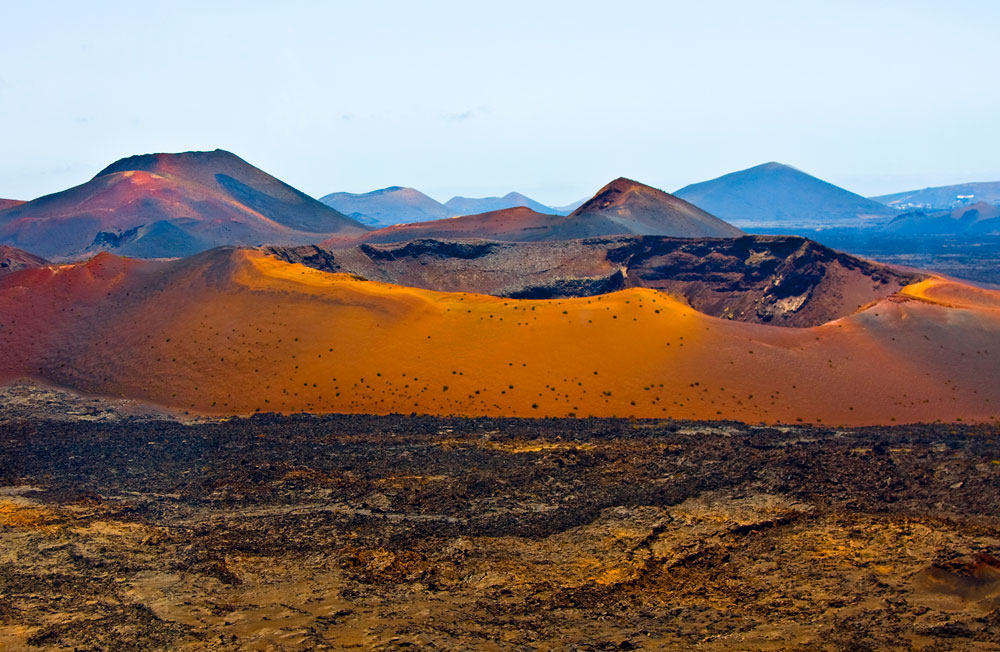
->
[[442, 105, 492, 123]]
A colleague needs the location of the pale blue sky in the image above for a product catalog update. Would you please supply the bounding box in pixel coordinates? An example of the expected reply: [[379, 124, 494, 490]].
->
[[2, 0, 998, 205]]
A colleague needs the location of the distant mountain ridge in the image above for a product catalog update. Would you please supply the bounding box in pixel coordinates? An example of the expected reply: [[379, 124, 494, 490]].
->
[[319, 186, 452, 227], [884, 202, 1000, 235], [320, 187, 573, 225], [872, 181, 1000, 211], [0, 149, 368, 259], [675, 162, 897, 228], [324, 177, 742, 247], [551, 198, 587, 214], [444, 192, 559, 216]]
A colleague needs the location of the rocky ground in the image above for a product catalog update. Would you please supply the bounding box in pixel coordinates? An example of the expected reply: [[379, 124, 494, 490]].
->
[[752, 229, 1000, 287], [0, 396, 998, 650], [0, 381, 184, 425]]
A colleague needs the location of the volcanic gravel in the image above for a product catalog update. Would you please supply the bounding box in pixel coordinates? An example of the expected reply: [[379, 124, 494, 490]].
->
[[0, 412, 998, 650]]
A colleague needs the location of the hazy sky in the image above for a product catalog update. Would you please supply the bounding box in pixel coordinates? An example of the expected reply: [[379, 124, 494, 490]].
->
[[2, 0, 999, 205]]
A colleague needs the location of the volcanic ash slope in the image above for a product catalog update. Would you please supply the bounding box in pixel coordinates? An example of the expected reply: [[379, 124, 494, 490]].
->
[[0, 247, 998, 425]]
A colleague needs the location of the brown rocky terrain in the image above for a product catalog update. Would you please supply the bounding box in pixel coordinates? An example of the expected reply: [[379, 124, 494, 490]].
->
[[0, 399, 997, 650], [268, 235, 920, 327], [0, 246, 48, 277]]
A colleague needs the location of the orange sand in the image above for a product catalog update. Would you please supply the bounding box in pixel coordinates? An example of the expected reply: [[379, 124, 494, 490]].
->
[[1, 249, 998, 426]]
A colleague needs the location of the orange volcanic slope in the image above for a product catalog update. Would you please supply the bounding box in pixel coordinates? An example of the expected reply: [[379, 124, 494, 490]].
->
[[0, 248, 998, 426]]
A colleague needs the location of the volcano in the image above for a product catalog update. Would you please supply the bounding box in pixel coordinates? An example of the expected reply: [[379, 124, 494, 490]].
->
[[567, 177, 743, 238], [0, 150, 369, 259], [675, 162, 897, 228]]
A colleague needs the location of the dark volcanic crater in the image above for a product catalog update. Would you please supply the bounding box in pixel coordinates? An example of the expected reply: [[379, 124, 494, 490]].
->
[[266, 235, 920, 327]]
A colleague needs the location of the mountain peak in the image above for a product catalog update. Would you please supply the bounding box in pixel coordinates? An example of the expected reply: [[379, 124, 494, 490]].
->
[[0, 150, 366, 258], [442, 192, 556, 218], [0, 199, 25, 212], [675, 162, 896, 227], [570, 178, 660, 215], [757, 161, 794, 171], [569, 177, 744, 238], [94, 149, 242, 179], [601, 177, 647, 192], [319, 186, 450, 226]]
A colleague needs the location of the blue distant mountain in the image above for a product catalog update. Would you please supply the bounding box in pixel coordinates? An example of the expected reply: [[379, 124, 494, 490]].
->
[[320, 187, 577, 225], [550, 198, 587, 215], [872, 181, 1000, 211], [319, 186, 451, 227], [444, 192, 557, 216], [674, 162, 897, 228], [883, 202, 1000, 235]]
